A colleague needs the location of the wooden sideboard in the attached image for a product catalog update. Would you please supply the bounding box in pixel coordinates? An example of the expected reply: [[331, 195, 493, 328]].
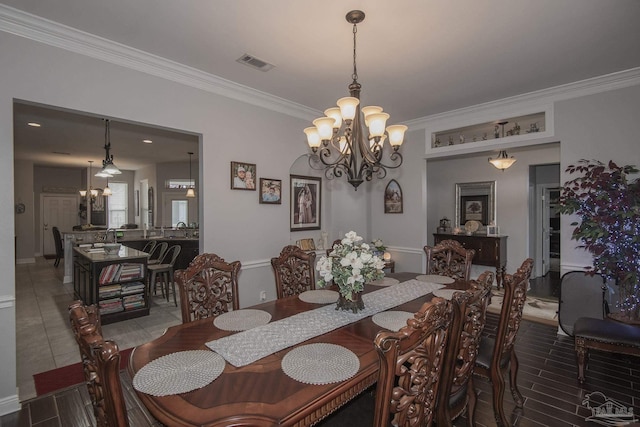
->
[[433, 233, 508, 288]]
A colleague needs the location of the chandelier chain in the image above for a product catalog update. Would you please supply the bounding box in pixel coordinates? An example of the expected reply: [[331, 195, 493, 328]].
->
[[352, 23, 358, 82]]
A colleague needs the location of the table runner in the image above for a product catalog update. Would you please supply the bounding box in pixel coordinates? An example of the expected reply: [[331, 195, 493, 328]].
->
[[206, 279, 443, 367]]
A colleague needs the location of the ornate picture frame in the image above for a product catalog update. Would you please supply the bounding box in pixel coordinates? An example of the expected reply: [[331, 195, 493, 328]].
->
[[455, 181, 496, 227], [290, 175, 321, 231], [384, 179, 403, 213], [230, 161, 256, 190], [259, 178, 282, 204]]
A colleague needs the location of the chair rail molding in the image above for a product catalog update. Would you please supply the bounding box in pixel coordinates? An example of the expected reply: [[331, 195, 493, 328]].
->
[[0, 295, 15, 310]]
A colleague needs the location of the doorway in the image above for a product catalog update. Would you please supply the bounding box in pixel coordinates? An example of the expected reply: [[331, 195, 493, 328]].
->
[[41, 194, 78, 256], [530, 163, 561, 277]]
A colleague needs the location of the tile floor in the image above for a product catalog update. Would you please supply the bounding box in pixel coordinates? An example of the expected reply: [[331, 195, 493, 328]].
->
[[15, 257, 182, 402]]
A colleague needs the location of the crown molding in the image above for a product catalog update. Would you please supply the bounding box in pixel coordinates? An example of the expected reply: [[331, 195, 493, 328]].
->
[[0, 4, 320, 121], [405, 67, 640, 129]]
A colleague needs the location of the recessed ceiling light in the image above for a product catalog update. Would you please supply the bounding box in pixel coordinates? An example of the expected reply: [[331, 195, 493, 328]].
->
[[27, 122, 41, 127], [143, 139, 153, 144]]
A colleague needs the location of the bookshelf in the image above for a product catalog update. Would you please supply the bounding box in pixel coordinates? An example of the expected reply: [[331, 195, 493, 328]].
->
[[73, 246, 149, 324]]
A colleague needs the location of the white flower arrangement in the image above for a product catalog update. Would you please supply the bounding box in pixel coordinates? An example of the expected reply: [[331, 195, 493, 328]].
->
[[317, 231, 386, 301], [371, 238, 386, 252]]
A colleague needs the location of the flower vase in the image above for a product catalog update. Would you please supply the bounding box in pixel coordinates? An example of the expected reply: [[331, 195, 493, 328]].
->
[[336, 291, 364, 314]]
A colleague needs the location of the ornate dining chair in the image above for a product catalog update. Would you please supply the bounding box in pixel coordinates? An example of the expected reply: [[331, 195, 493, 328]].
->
[[473, 258, 534, 427], [175, 253, 241, 323], [373, 297, 454, 427], [423, 239, 475, 281], [436, 270, 494, 427], [147, 244, 182, 305], [326, 239, 342, 256], [271, 245, 316, 299], [68, 300, 129, 427]]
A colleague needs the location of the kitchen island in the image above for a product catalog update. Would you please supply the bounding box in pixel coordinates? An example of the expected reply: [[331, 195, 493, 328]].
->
[[73, 245, 149, 324]]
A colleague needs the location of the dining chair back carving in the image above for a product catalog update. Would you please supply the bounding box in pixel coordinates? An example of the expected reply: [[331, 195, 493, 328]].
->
[[175, 253, 241, 323], [69, 300, 129, 427], [52, 226, 64, 267], [141, 240, 157, 254], [271, 245, 316, 299], [424, 239, 475, 281], [373, 297, 454, 427], [147, 241, 168, 265], [436, 270, 494, 427], [473, 258, 534, 427], [325, 239, 342, 256], [147, 244, 182, 306]]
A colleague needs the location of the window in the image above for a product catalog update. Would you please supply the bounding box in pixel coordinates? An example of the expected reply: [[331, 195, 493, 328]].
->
[[107, 182, 128, 228], [172, 200, 188, 227]]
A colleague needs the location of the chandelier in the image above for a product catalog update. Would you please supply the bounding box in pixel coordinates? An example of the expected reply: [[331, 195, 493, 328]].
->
[[79, 160, 99, 199], [305, 10, 407, 190], [186, 152, 195, 198], [95, 119, 122, 177], [488, 150, 517, 171]]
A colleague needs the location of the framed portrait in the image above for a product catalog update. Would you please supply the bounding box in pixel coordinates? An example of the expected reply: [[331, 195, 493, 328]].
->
[[290, 175, 321, 231], [230, 161, 256, 190], [487, 225, 500, 236], [384, 179, 403, 213], [259, 178, 282, 204]]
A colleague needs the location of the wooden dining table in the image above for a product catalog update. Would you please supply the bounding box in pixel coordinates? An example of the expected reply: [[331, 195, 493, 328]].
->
[[128, 273, 469, 427]]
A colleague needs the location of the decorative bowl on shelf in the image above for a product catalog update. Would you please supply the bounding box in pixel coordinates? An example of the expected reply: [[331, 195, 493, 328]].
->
[[103, 243, 122, 255]]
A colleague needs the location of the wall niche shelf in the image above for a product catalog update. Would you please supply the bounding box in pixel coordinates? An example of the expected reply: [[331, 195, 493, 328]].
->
[[432, 112, 545, 149]]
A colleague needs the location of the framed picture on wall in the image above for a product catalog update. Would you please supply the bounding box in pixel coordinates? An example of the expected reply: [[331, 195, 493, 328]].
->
[[290, 175, 321, 231], [259, 178, 282, 204], [384, 179, 403, 213], [230, 161, 256, 190], [460, 195, 488, 225]]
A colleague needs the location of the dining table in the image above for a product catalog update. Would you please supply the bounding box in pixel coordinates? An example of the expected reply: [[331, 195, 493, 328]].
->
[[128, 272, 470, 427]]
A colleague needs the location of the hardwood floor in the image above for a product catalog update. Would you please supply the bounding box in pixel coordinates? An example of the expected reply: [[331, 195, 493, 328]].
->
[[3, 310, 638, 427]]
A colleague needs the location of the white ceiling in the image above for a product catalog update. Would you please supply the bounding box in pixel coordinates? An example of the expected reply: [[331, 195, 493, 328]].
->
[[6, 0, 640, 169]]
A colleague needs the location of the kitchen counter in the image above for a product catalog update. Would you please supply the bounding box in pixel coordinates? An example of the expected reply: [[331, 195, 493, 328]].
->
[[73, 245, 150, 262]]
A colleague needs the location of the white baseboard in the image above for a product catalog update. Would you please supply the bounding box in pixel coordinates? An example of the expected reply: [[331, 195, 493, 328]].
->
[[15, 257, 36, 265], [0, 394, 21, 416]]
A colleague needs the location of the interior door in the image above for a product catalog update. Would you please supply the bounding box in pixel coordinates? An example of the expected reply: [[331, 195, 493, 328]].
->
[[42, 195, 78, 255]]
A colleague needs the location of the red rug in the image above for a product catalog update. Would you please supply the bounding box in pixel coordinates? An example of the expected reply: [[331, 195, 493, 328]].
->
[[33, 347, 133, 396]]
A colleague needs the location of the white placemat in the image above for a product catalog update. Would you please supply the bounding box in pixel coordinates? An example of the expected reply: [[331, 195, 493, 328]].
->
[[214, 309, 272, 331], [372, 311, 414, 331], [207, 279, 444, 367], [281, 343, 359, 385], [133, 350, 225, 396], [299, 289, 339, 304], [416, 274, 455, 285], [368, 277, 400, 286], [432, 289, 459, 300]]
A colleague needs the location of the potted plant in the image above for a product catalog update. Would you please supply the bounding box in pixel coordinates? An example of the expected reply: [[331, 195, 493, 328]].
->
[[316, 231, 386, 313], [559, 159, 640, 322]]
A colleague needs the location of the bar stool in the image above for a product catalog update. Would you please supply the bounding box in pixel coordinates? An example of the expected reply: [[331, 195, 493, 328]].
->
[[147, 244, 181, 305], [147, 242, 168, 265]]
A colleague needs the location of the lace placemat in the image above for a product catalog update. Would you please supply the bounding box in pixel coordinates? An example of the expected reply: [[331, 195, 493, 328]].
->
[[416, 274, 455, 284], [372, 311, 414, 331], [281, 343, 359, 385], [206, 279, 444, 367], [214, 309, 272, 331], [133, 350, 225, 396], [432, 289, 459, 300], [368, 277, 400, 286], [299, 289, 339, 304]]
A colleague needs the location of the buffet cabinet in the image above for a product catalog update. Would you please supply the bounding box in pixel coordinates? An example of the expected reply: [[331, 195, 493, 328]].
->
[[73, 247, 149, 324], [433, 233, 508, 288]]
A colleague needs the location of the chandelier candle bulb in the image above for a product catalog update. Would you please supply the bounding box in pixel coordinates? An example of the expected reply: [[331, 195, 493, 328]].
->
[[324, 107, 343, 128], [362, 106, 383, 126], [367, 112, 390, 137], [304, 127, 321, 149], [386, 125, 408, 148], [313, 117, 335, 140], [337, 97, 359, 121]]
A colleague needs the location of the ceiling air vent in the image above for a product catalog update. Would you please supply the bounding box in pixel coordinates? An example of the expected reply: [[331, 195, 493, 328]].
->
[[236, 54, 274, 72]]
